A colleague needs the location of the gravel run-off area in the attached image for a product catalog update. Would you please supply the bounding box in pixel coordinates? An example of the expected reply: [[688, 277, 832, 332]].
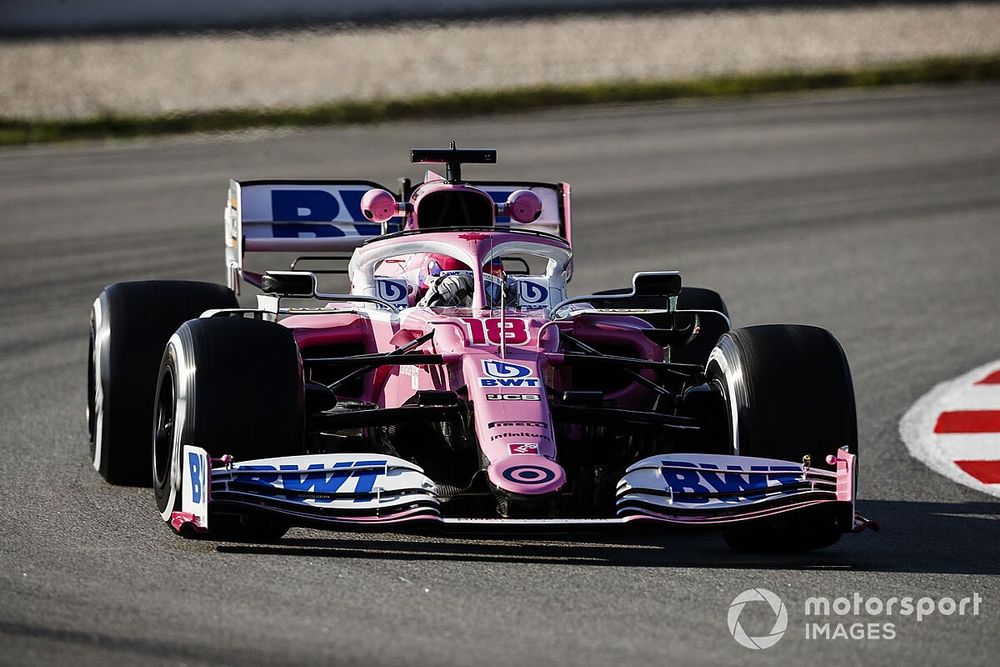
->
[[1, 2, 999, 120]]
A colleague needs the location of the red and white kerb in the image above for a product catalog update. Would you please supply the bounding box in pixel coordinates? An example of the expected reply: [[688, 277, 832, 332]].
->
[[901, 360, 1000, 495]]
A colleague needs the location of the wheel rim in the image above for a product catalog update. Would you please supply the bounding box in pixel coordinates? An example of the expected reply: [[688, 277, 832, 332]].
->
[[153, 364, 176, 490], [707, 342, 743, 457], [87, 318, 97, 448]]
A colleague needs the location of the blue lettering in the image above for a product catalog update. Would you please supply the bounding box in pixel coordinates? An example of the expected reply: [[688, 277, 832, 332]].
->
[[278, 462, 354, 495], [698, 463, 769, 497], [271, 223, 347, 239], [480, 378, 540, 387], [188, 452, 202, 503], [660, 464, 711, 502], [339, 189, 366, 222], [487, 190, 512, 224], [237, 465, 278, 484], [750, 465, 803, 487], [236, 460, 389, 503], [272, 190, 340, 221], [657, 462, 806, 504], [350, 460, 389, 500], [339, 190, 378, 224], [352, 223, 382, 236]]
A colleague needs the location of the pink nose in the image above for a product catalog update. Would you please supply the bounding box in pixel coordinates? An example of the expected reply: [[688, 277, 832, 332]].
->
[[488, 454, 565, 495], [506, 189, 543, 223], [361, 188, 399, 223]]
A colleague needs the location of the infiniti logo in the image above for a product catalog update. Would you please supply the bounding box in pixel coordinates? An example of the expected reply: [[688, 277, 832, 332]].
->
[[728, 588, 788, 650]]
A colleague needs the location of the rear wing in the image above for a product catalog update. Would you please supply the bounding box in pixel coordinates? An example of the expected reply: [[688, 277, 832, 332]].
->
[[225, 179, 572, 291]]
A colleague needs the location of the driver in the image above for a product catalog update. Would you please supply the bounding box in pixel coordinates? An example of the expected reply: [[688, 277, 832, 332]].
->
[[416, 254, 516, 308]]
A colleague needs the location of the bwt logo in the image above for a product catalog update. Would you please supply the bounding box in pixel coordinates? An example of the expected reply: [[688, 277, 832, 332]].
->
[[728, 588, 788, 650], [271, 189, 367, 222], [236, 461, 387, 503], [483, 360, 532, 378], [660, 462, 802, 503], [480, 360, 540, 388], [375, 279, 408, 304], [265, 189, 381, 238], [517, 281, 549, 305]]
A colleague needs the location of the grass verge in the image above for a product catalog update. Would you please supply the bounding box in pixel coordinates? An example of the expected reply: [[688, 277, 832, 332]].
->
[[2, 54, 998, 145]]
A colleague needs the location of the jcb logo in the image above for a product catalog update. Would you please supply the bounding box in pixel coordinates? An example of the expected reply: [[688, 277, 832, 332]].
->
[[485, 394, 541, 401]]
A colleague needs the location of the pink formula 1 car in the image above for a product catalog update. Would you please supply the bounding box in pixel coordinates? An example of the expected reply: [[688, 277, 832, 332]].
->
[[87, 147, 874, 551]]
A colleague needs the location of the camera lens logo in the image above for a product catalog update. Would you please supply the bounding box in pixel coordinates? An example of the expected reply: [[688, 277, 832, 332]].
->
[[728, 588, 788, 650]]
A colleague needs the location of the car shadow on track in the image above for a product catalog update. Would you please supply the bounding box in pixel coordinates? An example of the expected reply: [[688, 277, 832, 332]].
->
[[216, 499, 1000, 574]]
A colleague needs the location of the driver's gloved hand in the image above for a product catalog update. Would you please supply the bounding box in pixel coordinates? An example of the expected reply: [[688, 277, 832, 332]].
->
[[418, 274, 475, 307]]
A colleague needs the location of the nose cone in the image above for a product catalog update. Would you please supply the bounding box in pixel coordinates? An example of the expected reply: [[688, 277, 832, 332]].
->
[[488, 455, 566, 496]]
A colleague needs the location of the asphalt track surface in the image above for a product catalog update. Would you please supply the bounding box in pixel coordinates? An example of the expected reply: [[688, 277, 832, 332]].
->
[[1, 84, 999, 666]]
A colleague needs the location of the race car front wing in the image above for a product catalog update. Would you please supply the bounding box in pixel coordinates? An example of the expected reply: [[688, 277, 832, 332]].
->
[[171, 447, 866, 534]]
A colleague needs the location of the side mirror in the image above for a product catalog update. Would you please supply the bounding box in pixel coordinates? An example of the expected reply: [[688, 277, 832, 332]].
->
[[261, 271, 316, 297], [632, 271, 682, 298], [498, 189, 542, 223], [361, 188, 405, 224]]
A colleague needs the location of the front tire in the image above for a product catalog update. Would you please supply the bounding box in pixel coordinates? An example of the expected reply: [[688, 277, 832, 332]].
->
[[88, 281, 238, 485], [706, 325, 857, 552], [153, 316, 304, 539]]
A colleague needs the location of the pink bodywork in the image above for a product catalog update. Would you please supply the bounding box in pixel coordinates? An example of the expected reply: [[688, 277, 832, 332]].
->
[[193, 168, 868, 534], [500, 189, 544, 224], [360, 188, 400, 223], [280, 229, 659, 498]]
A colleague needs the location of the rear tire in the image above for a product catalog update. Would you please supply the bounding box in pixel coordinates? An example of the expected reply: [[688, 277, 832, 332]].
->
[[706, 325, 857, 552], [677, 286, 729, 319], [671, 287, 730, 365], [88, 281, 237, 485], [152, 317, 304, 540], [594, 285, 729, 316], [592, 285, 730, 364]]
